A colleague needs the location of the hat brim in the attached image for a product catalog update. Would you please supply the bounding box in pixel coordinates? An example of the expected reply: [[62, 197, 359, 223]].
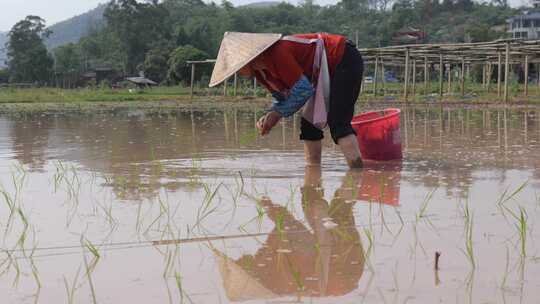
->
[[209, 32, 282, 87]]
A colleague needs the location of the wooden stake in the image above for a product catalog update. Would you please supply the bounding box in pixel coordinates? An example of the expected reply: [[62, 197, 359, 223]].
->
[[497, 52, 502, 97], [482, 64, 486, 89], [447, 64, 452, 94], [524, 55, 529, 96], [461, 58, 465, 96], [504, 42, 510, 103], [224, 77, 228, 96], [487, 63, 492, 93], [404, 48, 410, 102], [233, 73, 238, 96], [424, 56, 429, 94], [190, 63, 196, 99], [381, 58, 386, 93], [537, 64, 540, 89], [412, 59, 417, 98], [373, 56, 379, 96], [253, 77, 257, 96], [439, 53, 443, 97]]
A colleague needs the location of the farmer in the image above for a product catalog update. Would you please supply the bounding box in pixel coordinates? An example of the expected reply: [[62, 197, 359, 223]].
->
[[209, 32, 364, 168]]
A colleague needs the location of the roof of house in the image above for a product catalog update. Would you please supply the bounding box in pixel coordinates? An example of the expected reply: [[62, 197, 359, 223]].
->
[[508, 11, 540, 22], [126, 77, 158, 86]]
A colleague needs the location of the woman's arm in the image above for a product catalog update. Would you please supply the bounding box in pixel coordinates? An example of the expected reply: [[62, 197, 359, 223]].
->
[[270, 75, 314, 117]]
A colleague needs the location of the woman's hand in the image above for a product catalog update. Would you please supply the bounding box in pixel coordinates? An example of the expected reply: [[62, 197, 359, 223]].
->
[[256, 111, 282, 136]]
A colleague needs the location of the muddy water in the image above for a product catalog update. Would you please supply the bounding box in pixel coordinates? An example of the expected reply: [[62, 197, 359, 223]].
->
[[0, 106, 539, 303]]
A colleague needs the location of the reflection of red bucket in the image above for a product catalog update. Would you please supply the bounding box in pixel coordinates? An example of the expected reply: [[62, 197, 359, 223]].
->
[[356, 161, 402, 206], [351, 108, 402, 161]]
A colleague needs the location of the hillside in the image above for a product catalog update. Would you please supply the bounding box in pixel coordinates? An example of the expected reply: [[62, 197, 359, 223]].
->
[[45, 4, 106, 49]]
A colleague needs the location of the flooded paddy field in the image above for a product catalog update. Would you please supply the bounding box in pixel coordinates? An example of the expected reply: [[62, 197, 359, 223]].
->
[[0, 105, 539, 303]]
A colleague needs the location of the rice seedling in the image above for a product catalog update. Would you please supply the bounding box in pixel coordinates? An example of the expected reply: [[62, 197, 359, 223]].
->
[[174, 272, 193, 304], [461, 201, 475, 269], [275, 210, 285, 239], [80, 236, 100, 304], [515, 207, 528, 257], [363, 227, 374, 258], [496, 180, 528, 207], [417, 188, 437, 219], [0, 187, 17, 235], [391, 206, 405, 240], [410, 221, 427, 258], [193, 183, 222, 230], [378, 202, 393, 236], [285, 256, 304, 292], [63, 266, 82, 304], [82, 252, 98, 304]]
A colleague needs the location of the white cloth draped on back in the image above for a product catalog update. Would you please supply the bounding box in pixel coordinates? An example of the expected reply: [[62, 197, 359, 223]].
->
[[281, 34, 330, 130]]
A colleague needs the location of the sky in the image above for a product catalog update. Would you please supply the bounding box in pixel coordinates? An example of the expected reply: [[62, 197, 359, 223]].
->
[[0, 0, 528, 32]]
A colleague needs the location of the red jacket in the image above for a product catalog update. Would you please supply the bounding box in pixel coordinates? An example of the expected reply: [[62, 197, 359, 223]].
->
[[253, 33, 346, 94]]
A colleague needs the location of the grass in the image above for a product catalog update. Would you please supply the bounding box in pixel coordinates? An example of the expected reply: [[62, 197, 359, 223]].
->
[[0, 86, 192, 103], [1, 81, 540, 109], [361, 80, 540, 104]]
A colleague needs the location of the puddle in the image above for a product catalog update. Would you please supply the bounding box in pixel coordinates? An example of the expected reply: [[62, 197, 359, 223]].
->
[[0, 106, 539, 303]]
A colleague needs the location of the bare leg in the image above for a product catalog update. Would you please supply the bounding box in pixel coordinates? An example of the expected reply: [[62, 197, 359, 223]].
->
[[303, 140, 322, 166], [337, 134, 363, 168]]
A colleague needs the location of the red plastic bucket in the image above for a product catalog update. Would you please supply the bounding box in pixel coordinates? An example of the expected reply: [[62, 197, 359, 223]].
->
[[351, 108, 402, 161]]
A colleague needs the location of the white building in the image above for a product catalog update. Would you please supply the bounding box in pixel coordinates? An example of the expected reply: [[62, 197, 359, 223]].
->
[[508, 11, 540, 39]]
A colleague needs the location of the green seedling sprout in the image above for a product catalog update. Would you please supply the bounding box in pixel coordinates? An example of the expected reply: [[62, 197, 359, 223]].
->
[[461, 201, 475, 269], [63, 266, 81, 304]]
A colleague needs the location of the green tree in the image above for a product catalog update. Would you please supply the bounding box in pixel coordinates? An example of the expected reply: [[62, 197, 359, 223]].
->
[[104, 0, 169, 74], [7, 16, 54, 83], [0, 69, 9, 83], [54, 43, 82, 74], [167, 45, 208, 84], [142, 46, 172, 83], [54, 43, 82, 88]]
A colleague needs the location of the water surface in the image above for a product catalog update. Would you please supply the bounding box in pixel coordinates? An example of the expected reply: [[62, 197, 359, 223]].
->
[[0, 106, 539, 303]]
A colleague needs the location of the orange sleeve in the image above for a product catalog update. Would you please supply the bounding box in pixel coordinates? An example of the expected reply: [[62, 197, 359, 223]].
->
[[263, 41, 304, 89]]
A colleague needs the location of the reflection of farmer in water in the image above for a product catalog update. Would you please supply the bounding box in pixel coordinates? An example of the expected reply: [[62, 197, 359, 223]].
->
[[214, 166, 365, 301], [209, 32, 364, 168]]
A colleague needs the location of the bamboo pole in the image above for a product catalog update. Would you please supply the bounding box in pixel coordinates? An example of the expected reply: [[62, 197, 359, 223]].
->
[[504, 42, 510, 103], [537, 64, 540, 89], [439, 53, 443, 97], [447, 64, 452, 94], [487, 63, 492, 93], [424, 56, 428, 94], [253, 77, 257, 96], [482, 64, 486, 89], [412, 59, 417, 98], [404, 49, 410, 101], [524, 55, 529, 96], [223, 77, 228, 96], [190, 63, 196, 99], [497, 52, 502, 97], [233, 73, 238, 96], [381, 59, 386, 93], [461, 58, 465, 96], [373, 56, 379, 95]]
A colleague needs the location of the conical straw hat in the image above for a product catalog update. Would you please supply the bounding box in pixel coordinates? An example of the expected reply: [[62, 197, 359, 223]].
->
[[212, 249, 277, 301], [209, 32, 282, 87]]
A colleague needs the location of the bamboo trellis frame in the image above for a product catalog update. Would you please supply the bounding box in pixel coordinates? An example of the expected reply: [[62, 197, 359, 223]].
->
[[361, 38, 540, 102], [187, 38, 540, 102]]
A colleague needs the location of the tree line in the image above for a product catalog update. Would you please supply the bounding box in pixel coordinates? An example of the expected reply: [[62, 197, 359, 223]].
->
[[1, 0, 517, 86]]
